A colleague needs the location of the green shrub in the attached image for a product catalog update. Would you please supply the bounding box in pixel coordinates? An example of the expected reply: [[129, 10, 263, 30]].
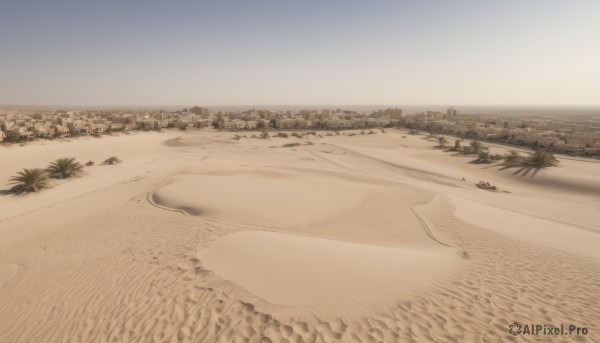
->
[[282, 143, 301, 148], [103, 156, 122, 165]]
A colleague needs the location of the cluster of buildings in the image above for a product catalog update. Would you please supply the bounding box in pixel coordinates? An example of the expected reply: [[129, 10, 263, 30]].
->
[[0, 106, 211, 142], [400, 108, 600, 155], [2, 105, 599, 156], [0, 106, 399, 143], [215, 108, 398, 130]]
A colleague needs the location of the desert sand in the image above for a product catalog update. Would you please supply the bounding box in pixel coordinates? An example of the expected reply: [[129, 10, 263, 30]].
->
[[0, 129, 599, 342]]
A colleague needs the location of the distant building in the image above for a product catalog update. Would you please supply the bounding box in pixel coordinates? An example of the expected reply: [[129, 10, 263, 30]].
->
[[196, 119, 211, 128], [245, 120, 258, 129], [33, 124, 52, 138], [446, 107, 457, 117], [140, 120, 159, 130], [190, 106, 209, 116], [273, 118, 315, 129], [8, 127, 34, 140], [52, 125, 69, 137]]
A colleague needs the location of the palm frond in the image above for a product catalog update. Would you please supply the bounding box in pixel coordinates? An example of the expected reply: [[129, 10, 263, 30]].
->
[[46, 157, 84, 179], [9, 168, 50, 194], [523, 149, 560, 168]]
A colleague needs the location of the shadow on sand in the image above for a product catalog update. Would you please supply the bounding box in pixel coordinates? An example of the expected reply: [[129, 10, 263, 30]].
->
[[497, 161, 544, 177]]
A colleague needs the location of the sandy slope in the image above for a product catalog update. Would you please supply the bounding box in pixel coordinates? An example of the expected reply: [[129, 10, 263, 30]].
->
[[0, 129, 598, 342], [198, 230, 458, 307]]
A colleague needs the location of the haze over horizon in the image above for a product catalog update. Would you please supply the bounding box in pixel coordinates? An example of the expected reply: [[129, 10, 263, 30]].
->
[[2, 0, 599, 106]]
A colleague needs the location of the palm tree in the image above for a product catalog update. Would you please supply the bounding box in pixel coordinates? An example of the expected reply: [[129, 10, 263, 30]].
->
[[477, 150, 491, 163], [470, 140, 483, 153], [9, 168, 50, 194], [103, 156, 122, 165], [523, 149, 559, 168], [461, 146, 474, 155], [453, 139, 462, 151], [504, 150, 521, 162], [437, 136, 448, 147], [46, 157, 84, 179], [502, 150, 522, 166]]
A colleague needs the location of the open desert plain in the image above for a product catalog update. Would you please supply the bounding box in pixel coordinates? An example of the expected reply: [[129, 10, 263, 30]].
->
[[0, 129, 598, 342]]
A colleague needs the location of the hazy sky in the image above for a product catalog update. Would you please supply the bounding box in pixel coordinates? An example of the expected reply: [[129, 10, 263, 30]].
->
[[1, 0, 599, 106]]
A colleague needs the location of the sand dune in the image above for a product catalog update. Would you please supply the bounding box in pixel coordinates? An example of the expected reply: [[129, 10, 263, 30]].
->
[[450, 195, 600, 260], [198, 230, 460, 307], [151, 167, 439, 248], [0, 129, 598, 342], [152, 171, 369, 228]]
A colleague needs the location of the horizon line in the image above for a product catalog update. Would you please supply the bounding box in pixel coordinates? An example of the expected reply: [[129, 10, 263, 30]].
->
[[2, 103, 600, 109]]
